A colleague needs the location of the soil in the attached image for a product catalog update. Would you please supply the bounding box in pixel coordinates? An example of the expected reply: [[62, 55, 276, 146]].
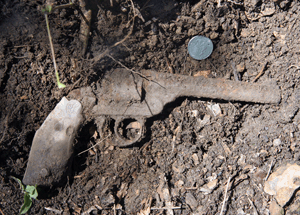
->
[[1, 0, 300, 214]]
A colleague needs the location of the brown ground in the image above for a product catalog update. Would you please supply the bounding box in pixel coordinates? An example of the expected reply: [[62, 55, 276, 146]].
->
[[1, 0, 300, 214]]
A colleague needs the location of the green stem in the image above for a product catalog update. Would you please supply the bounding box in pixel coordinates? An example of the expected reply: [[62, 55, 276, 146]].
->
[[45, 14, 66, 88]]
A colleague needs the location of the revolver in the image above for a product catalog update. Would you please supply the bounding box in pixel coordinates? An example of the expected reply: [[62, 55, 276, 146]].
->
[[69, 68, 281, 147]]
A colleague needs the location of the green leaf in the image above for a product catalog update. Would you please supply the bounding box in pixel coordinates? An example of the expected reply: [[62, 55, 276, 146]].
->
[[57, 81, 66, 88], [25, 185, 38, 199], [11, 177, 25, 191], [19, 193, 32, 214]]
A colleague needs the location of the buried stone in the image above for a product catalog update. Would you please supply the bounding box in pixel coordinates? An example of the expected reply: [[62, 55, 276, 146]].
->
[[23, 97, 82, 186]]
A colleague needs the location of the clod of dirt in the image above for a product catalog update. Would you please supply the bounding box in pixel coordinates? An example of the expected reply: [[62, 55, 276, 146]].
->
[[23, 97, 82, 187], [264, 163, 300, 206]]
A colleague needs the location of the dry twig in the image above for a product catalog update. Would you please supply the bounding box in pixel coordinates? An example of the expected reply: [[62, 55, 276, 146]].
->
[[252, 62, 267, 83], [44, 207, 63, 214], [0, 208, 5, 215], [220, 176, 231, 215], [265, 159, 275, 181], [247, 197, 259, 215], [77, 134, 111, 156]]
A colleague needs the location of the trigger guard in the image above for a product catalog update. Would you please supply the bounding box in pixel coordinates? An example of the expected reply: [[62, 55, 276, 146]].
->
[[95, 116, 145, 147], [114, 117, 145, 147]]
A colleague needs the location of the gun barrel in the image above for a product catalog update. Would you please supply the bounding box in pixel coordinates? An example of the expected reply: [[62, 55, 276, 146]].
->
[[142, 70, 281, 105]]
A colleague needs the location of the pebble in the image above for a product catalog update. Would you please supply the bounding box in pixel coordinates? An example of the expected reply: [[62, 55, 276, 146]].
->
[[264, 163, 300, 206], [273, 138, 282, 146], [192, 153, 200, 165], [185, 192, 198, 210], [175, 26, 182, 34]]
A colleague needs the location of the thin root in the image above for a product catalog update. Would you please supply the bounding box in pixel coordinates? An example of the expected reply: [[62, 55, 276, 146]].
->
[[77, 134, 111, 156], [220, 176, 231, 215], [252, 62, 267, 83]]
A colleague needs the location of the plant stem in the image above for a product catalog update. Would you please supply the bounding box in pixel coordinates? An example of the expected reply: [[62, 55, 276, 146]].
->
[[44, 13, 66, 88]]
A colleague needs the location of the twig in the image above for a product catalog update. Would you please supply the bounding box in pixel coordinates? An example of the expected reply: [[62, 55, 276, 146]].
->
[[151, 207, 184, 210], [227, 0, 243, 5], [44, 207, 63, 214], [288, 65, 300, 72], [77, 134, 111, 156], [106, 54, 151, 81], [252, 62, 267, 83], [0, 208, 5, 215], [220, 176, 231, 215], [247, 197, 259, 215], [265, 159, 275, 181]]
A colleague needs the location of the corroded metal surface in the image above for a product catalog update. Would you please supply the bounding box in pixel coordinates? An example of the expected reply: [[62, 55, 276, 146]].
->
[[69, 68, 281, 146]]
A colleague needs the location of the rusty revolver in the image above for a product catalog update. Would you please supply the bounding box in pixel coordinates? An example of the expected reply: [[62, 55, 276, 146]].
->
[[69, 68, 281, 147]]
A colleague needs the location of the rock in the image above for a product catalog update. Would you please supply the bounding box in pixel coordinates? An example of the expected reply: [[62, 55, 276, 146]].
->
[[264, 163, 300, 206], [207, 103, 221, 116], [175, 26, 182, 34], [192, 153, 200, 165], [261, 3, 276, 16], [199, 179, 218, 194], [269, 201, 284, 215], [188, 28, 197, 36], [273, 138, 282, 147], [185, 192, 198, 210], [210, 32, 219, 40], [23, 97, 82, 186]]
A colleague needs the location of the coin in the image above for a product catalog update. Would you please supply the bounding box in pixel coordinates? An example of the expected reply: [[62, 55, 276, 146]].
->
[[188, 36, 213, 60]]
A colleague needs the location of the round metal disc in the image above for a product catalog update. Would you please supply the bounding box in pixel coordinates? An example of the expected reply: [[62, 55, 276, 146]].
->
[[188, 36, 213, 60]]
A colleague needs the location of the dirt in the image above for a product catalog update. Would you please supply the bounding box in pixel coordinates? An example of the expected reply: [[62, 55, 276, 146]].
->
[[0, 0, 300, 214]]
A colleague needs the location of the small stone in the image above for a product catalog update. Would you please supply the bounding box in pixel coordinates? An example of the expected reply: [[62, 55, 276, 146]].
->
[[264, 163, 300, 206], [210, 31, 219, 40], [175, 26, 182, 34], [207, 103, 221, 116], [273, 139, 282, 147], [237, 154, 246, 166], [269, 201, 284, 215], [175, 180, 184, 187], [261, 5, 275, 16], [206, 179, 218, 190], [192, 154, 200, 165], [185, 192, 198, 210], [188, 29, 197, 36], [199, 179, 218, 194]]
